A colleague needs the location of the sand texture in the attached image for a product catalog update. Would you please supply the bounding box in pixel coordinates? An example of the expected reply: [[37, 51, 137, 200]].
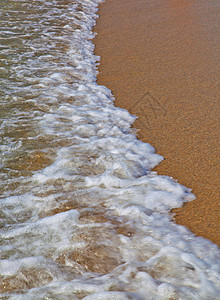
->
[[94, 0, 220, 245]]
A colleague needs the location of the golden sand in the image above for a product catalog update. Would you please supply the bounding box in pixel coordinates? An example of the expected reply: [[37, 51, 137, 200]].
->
[[94, 0, 220, 245]]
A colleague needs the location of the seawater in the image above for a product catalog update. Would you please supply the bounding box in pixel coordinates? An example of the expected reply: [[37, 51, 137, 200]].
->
[[0, 0, 219, 299]]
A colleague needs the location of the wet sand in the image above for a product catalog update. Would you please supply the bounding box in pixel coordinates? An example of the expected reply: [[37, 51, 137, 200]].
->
[[94, 0, 220, 245]]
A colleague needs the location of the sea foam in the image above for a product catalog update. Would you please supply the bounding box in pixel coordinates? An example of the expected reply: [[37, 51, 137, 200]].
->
[[0, 0, 219, 299]]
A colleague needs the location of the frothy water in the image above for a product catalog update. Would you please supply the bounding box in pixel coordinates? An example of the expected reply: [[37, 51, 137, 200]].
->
[[0, 0, 219, 299]]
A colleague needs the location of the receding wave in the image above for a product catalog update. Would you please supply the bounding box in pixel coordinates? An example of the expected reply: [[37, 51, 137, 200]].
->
[[0, 0, 219, 299]]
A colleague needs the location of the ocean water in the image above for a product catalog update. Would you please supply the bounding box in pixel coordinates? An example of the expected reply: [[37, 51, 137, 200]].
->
[[0, 0, 219, 299]]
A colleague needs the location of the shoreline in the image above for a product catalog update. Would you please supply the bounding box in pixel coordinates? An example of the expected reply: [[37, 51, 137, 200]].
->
[[94, 0, 220, 245]]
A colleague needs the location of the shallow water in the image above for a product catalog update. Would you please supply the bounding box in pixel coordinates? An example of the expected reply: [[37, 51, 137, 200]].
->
[[0, 0, 220, 299]]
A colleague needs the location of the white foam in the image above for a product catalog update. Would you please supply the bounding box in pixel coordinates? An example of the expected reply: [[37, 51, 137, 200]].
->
[[0, 0, 219, 299]]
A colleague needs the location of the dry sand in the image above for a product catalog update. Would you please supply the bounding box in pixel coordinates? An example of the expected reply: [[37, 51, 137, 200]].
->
[[94, 0, 220, 245]]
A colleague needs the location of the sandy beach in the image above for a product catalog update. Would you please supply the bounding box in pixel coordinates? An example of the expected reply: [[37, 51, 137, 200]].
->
[[94, 0, 220, 245]]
